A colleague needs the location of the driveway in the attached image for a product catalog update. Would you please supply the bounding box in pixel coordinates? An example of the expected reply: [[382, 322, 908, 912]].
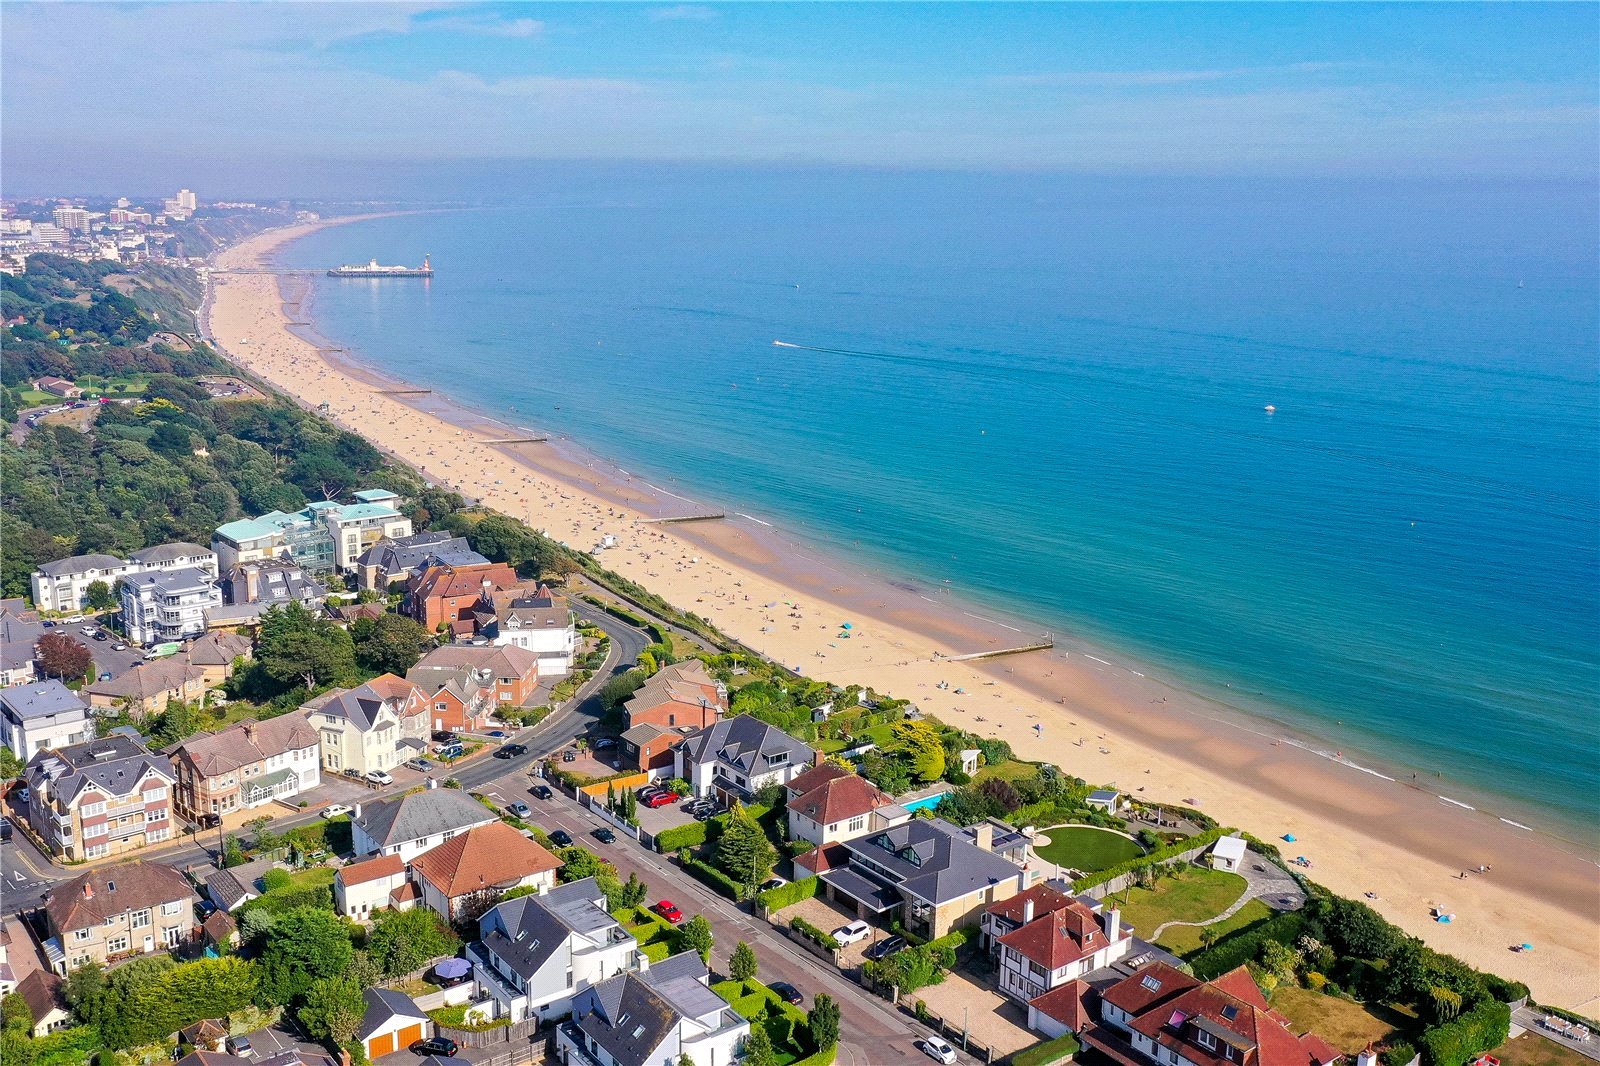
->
[[912, 968, 1037, 1057], [635, 796, 697, 838]]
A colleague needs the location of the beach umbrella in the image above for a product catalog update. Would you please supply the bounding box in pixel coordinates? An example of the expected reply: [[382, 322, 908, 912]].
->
[[1283, 834, 1297, 842], [1521, 943, 1534, 951], [841, 622, 853, 629], [434, 958, 471, 979]]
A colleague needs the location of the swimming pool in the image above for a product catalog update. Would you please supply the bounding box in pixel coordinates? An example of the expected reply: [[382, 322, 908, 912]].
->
[[899, 790, 951, 813]]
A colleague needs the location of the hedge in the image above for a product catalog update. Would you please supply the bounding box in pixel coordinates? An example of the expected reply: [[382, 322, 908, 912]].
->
[[924, 927, 974, 959], [655, 822, 709, 852], [679, 850, 747, 901], [1189, 910, 1306, 980], [758, 875, 820, 914], [1417, 1000, 1510, 1066], [790, 916, 841, 952], [1011, 1032, 1082, 1066], [1071, 826, 1230, 892], [790, 1045, 839, 1066]]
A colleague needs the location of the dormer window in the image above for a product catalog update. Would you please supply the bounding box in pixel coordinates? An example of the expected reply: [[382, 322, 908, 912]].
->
[[1195, 1029, 1217, 1051]]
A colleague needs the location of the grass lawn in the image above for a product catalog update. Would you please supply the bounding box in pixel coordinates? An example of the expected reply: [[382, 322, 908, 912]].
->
[[711, 980, 811, 1066], [975, 759, 1038, 783], [1109, 867, 1247, 937], [285, 867, 335, 890], [1033, 825, 1145, 872], [618, 907, 683, 963], [854, 722, 898, 749], [1156, 899, 1274, 957], [1268, 985, 1405, 1053], [1492, 1032, 1596, 1066]]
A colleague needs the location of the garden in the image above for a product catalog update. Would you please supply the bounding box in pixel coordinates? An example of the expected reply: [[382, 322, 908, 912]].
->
[[1031, 824, 1145, 872]]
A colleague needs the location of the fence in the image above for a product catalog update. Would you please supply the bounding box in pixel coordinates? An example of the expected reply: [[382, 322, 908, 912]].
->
[[437, 1016, 545, 1050], [891, 996, 998, 1064]]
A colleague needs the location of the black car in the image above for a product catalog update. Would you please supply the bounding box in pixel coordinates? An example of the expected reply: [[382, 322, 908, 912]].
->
[[432, 730, 458, 743], [410, 1036, 458, 1057], [531, 785, 554, 800], [503, 743, 528, 756], [769, 981, 804, 1005], [865, 935, 907, 961], [493, 746, 517, 760], [0, 817, 12, 842], [549, 829, 573, 847], [592, 827, 617, 844]]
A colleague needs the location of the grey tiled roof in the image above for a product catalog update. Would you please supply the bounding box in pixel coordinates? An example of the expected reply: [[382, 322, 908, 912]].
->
[[680, 715, 813, 775], [841, 818, 1025, 906], [35, 553, 125, 577], [353, 789, 495, 850], [0, 680, 88, 721], [129, 542, 213, 564], [357, 987, 427, 1040], [25, 734, 173, 805]]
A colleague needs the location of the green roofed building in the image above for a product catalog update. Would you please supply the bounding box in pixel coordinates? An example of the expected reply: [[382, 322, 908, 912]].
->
[[212, 489, 411, 574]]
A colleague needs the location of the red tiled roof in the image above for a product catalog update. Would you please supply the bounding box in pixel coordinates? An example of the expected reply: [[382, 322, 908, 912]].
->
[[986, 882, 1081, 924], [794, 842, 848, 876], [789, 773, 893, 826], [413, 562, 518, 603], [408, 821, 561, 898], [1029, 980, 1096, 1031], [47, 861, 195, 934], [338, 854, 405, 886], [1098, 962, 1199, 1017], [997, 900, 1108, 969], [784, 762, 851, 796]]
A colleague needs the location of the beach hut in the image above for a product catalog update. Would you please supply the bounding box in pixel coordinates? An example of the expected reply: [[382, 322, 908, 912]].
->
[[1210, 834, 1249, 873]]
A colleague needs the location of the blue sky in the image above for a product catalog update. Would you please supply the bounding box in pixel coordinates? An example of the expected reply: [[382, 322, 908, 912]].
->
[[3, 2, 1595, 194]]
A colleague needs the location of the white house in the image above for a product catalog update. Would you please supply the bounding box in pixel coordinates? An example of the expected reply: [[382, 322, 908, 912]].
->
[[1210, 834, 1249, 873], [996, 897, 1131, 1006], [305, 674, 428, 779], [485, 587, 578, 677], [119, 567, 222, 645], [333, 854, 411, 920], [674, 716, 815, 803], [350, 789, 498, 862], [559, 951, 749, 1066], [0, 681, 92, 762], [29, 554, 138, 614]]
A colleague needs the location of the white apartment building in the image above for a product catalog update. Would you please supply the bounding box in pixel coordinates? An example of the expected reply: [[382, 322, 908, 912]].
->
[[212, 489, 412, 574], [119, 567, 222, 645], [30, 554, 140, 614]]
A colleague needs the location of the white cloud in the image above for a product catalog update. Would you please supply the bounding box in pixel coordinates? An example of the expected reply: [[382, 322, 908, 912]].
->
[[649, 5, 718, 22], [424, 13, 545, 38]]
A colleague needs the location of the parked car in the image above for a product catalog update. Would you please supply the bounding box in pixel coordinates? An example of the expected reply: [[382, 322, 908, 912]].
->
[[410, 1037, 459, 1057], [195, 899, 217, 919], [197, 813, 221, 830], [98, 672, 112, 682], [508, 802, 531, 819], [225, 1035, 253, 1057], [531, 784, 553, 801], [433, 743, 464, 759], [405, 758, 435, 772], [485, 730, 508, 739], [319, 804, 351, 819], [833, 920, 871, 946], [561, 749, 577, 762], [759, 877, 788, 892], [432, 730, 457, 743], [0, 817, 12, 843], [919, 1037, 958, 1064], [365, 770, 394, 786], [768, 981, 803, 1006], [592, 738, 617, 750], [549, 829, 573, 847], [651, 900, 684, 924], [643, 791, 677, 809], [865, 935, 907, 961], [593, 827, 617, 843]]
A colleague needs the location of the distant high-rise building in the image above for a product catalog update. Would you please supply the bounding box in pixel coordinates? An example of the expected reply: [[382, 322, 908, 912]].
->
[[115, 197, 130, 208], [31, 223, 67, 245], [177, 189, 197, 212], [52, 206, 90, 233]]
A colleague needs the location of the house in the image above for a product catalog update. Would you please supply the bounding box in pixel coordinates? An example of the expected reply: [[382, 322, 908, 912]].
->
[[334, 854, 411, 920], [405, 560, 518, 635], [407, 644, 540, 731], [120, 566, 222, 645], [179, 1018, 230, 1053], [996, 897, 1131, 1006], [355, 530, 480, 592], [0, 601, 46, 687], [15, 971, 70, 1036], [0, 680, 92, 761], [167, 712, 321, 822], [306, 674, 428, 778], [806, 817, 1028, 939], [1082, 962, 1344, 1066], [128, 542, 219, 579], [784, 762, 904, 848], [351, 789, 498, 861], [45, 862, 198, 972], [34, 376, 82, 399], [357, 988, 432, 1061], [211, 490, 413, 575], [200, 910, 239, 954], [981, 882, 1083, 954], [0, 923, 13, 997], [183, 631, 253, 687], [83, 657, 208, 716], [674, 716, 814, 803], [200, 857, 279, 912], [24, 734, 176, 859], [408, 820, 562, 921], [327, 601, 389, 627], [1027, 980, 1098, 1041], [471, 877, 641, 1024], [28, 553, 137, 613], [619, 722, 692, 774], [1210, 834, 1249, 873], [558, 951, 749, 1066], [480, 585, 578, 677], [624, 660, 726, 733], [220, 557, 326, 609]]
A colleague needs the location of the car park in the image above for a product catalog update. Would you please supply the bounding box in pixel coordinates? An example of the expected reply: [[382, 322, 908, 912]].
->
[[508, 802, 531, 818], [530, 785, 553, 801], [651, 900, 684, 924], [405, 758, 435, 772], [365, 770, 394, 786], [549, 829, 573, 847], [833, 920, 871, 945], [768, 981, 803, 1005], [319, 804, 351, 819], [919, 1037, 958, 1064], [593, 827, 617, 843], [410, 1037, 458, 1057], [865, 934, 907, 961]]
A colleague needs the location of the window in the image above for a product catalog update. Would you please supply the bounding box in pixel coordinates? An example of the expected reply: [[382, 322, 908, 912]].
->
[[106, 935, 129, 954], [145, 809, 165, 824], [162, 926, 183, 948], [73, 928, 92, 942], [82, 800, 107, 817], [161, 901, 182, 915], [84, 822, 107, 838], [848, 816, 866, 833], [131, 909, 151, 929], [1195, 1030, 1217, 1051], [143, 786, 167, 801]]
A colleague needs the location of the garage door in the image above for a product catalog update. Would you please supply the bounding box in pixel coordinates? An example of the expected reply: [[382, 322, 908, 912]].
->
[[366, 1032, 396, 1059], [397, 1023, 424, 1049]]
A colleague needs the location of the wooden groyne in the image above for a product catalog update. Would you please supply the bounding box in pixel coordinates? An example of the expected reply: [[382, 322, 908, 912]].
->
[[373, 388, 433, 396], [481, 437, 549, 445], [944, 638, 1054, 662], [637, 513, 727, 525]]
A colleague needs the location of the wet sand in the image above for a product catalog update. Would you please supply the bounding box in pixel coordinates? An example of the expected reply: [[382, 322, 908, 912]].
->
[[206, 218, 1599, 1010]]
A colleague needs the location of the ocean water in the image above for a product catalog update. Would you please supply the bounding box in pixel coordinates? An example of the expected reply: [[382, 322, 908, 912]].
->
[[280, 169, 1600, 833]]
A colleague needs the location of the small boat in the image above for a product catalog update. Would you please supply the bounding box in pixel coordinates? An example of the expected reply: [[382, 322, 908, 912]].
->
[[1264, 404, 1277, 413]]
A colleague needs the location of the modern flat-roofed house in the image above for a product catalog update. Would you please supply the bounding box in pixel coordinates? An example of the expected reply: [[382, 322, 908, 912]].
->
[[306, 674, 428, 778], [1081, 962, 1344, 1066], [0, 680, 92, 761], [167, 712, 321, 822], [351, 788, 498, 861], [480, 585, 578, 677], [784, 762, 904, 848], [24, 734, 176, 860], [674, 716, 814, 803], [624, 660, 726, 733], [355, 531, 478, 592], [83, 656, 208, 717], [471, 877, 641, 1024], [558, 951, 749, 1066], [128, 542, 219, 579], [408, 821, 562, 920], [120, 566, 222, 644], [1210, 834, 1249, 873], [805, 817, 1029, 940], [212, 490, 412, 575], [29, 553, 138, 614], [45, 862, 198, 972]]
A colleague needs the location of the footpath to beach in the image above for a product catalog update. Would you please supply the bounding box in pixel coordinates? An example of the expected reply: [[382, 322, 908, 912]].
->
[[206, 220, 1599, 1012]]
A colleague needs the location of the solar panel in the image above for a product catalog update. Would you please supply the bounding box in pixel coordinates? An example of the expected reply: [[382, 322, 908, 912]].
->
[[1141, 975, 1162, 992]]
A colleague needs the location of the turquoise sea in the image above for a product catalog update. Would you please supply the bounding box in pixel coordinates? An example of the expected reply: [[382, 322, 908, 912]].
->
[[280, 169, 1600, 834]]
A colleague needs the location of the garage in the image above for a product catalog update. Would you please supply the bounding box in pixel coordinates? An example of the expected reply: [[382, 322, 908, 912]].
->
[[397, 1023, 424, 1049], [365, 1032, 396, 1059], [357, 988, 431, 1062]]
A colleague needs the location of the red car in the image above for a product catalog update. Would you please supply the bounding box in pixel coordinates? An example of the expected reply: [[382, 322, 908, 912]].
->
[[643, 791, 678, 808], [651, 900, 685, 925]]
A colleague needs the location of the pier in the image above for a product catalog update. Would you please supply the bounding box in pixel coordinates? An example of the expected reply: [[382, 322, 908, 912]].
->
[[637, 513, 727, 525], [944, 638, 1055, 662]]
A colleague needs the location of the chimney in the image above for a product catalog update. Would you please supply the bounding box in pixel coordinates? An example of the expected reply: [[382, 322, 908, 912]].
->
[[242, 722, 255, 744], [353, 803, 362, 820], [1101, 903, 1121, 941], [82, 881, 94, 900], [1022, 898, 1035, 925], [973, 823, 994, 852], [1355, 1052, 1378, 1066]]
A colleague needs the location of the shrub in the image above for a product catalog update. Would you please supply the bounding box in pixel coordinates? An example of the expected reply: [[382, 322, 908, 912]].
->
[[654, 822, 709, 853], [789, 917, 840, 952], [1012, 1033, 1081, 1066], [1380, 1043, 1415, 1066], [679, 850, 746, 901], [1416, 1001, 1510, 1066], [1189, 911, 1306, 980], [758, 876, 820, 914], [1071, 827, 1229, 892]]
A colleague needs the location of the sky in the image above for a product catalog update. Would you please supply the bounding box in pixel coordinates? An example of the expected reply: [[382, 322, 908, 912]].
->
[[3, 2, 1596, 196]]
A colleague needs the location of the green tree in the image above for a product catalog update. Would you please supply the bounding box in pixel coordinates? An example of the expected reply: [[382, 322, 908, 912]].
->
[[369, 907, 460, 978], [63, 962, 106, 1027], [599, 668, 647, 710], [808, 993, 841, 1051], [617, 871, 648, 909], [557, 847, 605, 883], [715, 803, 776, 889], [681, 915, 714, 963], [249, 602, 356, 695], [301, 973, 366, 1044], [741, 1025, 777, 1066], [84, 579, 116, 610], [222, 834, 246, 869], [262, 868, 293, 893], [892, 720, 946, 782], [729, 941, 759, 987], [352, 612, 430, 675], [258, 907, 354, 1007], [0, 992, 32, 1032]]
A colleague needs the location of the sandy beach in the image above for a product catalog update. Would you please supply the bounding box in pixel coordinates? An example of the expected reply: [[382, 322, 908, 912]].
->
[[207, 219, 1598, 1011]]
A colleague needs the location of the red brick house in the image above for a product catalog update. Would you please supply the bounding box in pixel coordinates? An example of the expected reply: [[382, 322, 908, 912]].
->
[[406, 561, 518, 634], [623, 660, 727, 732], [620, 722, 691, 773]]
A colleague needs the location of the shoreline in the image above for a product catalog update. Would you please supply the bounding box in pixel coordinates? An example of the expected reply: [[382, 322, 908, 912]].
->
[[208, 217, 1598, 1010]]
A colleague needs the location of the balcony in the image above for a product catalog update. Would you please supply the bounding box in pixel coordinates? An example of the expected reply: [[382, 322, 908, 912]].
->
[[554, 1022, 606, 1066]]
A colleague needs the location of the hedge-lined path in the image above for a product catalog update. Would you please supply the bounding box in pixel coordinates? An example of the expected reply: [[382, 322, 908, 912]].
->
[[1148, 860, 1305, 940]]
